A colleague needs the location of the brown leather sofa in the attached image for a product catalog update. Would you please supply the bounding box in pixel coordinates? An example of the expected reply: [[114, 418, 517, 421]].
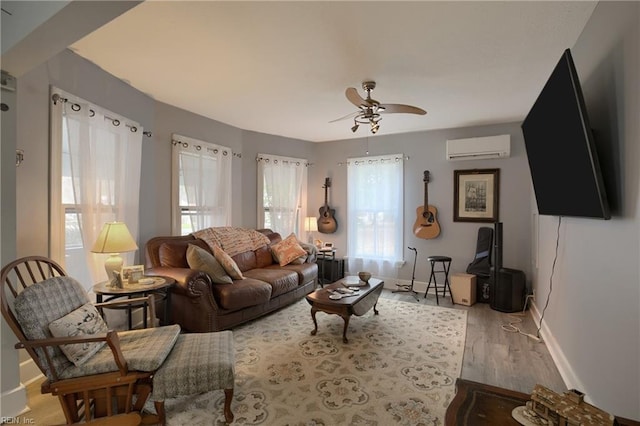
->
[[144, 229, 318, 332]]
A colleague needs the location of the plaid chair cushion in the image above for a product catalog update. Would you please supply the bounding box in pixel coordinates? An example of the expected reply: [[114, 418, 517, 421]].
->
[[14, 275, 181, 380], [59, 325, 181, 379], [14, 276, 90, 380]]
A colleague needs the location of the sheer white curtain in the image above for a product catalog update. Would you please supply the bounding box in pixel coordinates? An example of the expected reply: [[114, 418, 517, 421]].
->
[[50, 89, 143, 286], [171, 134, 232, 235], [257, 153, 308, 236], [347, 154, 404, 278]]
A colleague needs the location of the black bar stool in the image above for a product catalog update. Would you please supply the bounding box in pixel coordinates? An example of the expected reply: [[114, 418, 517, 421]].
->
[[424, 256, 452, 305]]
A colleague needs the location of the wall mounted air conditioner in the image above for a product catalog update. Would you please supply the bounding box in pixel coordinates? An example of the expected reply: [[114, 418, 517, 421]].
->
[[446, 134, 510, 161]]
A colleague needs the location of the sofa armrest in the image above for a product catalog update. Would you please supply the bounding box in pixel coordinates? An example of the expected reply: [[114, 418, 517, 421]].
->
[[145, 267, 210, 298], [146, 267, 223, 332]]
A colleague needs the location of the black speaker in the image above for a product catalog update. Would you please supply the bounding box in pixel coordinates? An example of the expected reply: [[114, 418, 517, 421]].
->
[[490, 268, 526, 313]]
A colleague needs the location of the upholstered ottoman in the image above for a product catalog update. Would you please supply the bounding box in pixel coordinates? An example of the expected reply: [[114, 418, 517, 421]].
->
[[151, 330, 235, 423]]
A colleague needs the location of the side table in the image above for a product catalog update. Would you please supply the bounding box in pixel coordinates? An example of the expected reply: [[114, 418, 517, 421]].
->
[[93, 276, 174, 329], [316, 249, 344, 286]]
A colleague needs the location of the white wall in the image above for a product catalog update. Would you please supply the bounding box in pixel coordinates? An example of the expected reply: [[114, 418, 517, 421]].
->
[[241, 130, 317, 229], [5, 1, 639, 420], [1, 71, 27, 419], [15, 49, 155, 260], [311, 124, 532, 287], [141, 102, 245, 245], [531, 2, 639, 419]]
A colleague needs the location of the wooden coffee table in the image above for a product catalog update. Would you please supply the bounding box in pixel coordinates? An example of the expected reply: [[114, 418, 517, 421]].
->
[[445, 379, 640, 426], [305, 277, 384, 343]]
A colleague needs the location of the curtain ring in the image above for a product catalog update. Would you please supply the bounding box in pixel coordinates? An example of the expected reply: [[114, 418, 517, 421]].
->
[[222, 150, 228, 156], [130, 126, 137, 132], [52, 93, 67, 105], [196, 145, 202, 151], [213, 149, 219, 154], [71, 103, 81, 112], [112, 119, 120, 126], [89, 109, 95, 117]]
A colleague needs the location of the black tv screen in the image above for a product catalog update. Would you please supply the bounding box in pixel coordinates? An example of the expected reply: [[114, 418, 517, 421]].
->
[[521, 49, 610, 219]]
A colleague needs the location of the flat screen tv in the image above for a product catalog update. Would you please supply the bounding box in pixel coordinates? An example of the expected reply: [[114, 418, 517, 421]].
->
[[521, 48, 611, 219]]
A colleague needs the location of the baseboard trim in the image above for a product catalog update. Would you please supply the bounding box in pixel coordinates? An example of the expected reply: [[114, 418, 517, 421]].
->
[[529, 302, 578, 390], [1, 383, 29, 418]]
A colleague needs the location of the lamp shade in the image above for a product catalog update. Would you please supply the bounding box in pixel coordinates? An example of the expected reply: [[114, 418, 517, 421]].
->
[[304, 217, 318, 233], [91, 222, 138, 254]]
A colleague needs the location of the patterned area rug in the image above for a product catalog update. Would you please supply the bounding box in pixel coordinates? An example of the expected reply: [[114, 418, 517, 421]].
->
[[163, 297, 467, 425]]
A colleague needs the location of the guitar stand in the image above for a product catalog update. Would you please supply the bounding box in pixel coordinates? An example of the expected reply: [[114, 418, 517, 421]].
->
[[393, 246, 419, 301]]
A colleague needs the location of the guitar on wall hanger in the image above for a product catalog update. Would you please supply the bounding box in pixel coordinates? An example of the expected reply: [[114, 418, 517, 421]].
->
[[413, 170, 441, 239], [318, 177, 337, 234]]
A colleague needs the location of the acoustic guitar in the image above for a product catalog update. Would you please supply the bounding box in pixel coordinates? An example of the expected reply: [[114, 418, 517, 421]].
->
[[413, 170, 441, 239], [318, 177, 337, 234]]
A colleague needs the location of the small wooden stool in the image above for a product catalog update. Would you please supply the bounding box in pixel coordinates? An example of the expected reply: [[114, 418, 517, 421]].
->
[[424, 256, 452, 305]]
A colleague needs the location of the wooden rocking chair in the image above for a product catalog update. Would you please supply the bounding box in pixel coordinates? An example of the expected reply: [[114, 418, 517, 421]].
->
[[1, 256, 235, 424]]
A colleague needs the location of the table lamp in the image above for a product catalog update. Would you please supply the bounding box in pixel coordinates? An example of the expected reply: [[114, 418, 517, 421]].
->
[[91, 222, 138, 278], [304, 216, 318, 244]]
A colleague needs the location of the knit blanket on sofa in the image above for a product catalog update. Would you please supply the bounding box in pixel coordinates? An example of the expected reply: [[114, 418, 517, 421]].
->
[[192, 227, 271, 257]]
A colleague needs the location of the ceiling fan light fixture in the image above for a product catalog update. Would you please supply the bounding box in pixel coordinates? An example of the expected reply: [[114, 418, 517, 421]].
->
[[336, 81, 426, 134]]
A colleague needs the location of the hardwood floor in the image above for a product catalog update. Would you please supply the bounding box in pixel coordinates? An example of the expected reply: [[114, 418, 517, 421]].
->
[[380, 288, 566, 394], [21, 289, 565, 424]]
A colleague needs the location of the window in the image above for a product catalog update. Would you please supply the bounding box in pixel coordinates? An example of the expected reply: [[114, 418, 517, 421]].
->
[[347, 154, 404, 277], [50, 89, 143, 287], [171, 134, 232, 235], [257, 154, 308, 236]]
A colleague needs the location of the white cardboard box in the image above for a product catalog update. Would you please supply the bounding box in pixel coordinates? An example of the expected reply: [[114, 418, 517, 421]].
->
[[450, 273, 477, 306]]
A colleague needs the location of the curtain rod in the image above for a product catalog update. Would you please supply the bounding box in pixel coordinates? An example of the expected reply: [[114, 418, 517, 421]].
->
[[171, 138, 241, 158], [256, 155, 312, 167], [337, 155, 409, 166], [51, 93, 152, 137]]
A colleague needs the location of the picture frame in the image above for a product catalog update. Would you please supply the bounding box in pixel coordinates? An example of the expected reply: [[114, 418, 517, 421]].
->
[[121, 265, 144, 284], [453, 168, 500, 223], [110, 270, 123, 288]]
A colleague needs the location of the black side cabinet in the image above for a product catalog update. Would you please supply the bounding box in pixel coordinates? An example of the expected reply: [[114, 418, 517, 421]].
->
[[317, 257, 345, 285]]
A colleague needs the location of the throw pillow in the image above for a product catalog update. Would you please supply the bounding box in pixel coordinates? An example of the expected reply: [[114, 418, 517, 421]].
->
[[289, 254, 308, 265], [48, 303, 109, 366], [271, 233, 307, 266], [186, 244, 233, 284], [213, 245, 244, 280]]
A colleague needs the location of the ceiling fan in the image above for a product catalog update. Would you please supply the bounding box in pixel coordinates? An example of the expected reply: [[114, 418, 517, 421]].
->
[[331, 81, 427, 134]]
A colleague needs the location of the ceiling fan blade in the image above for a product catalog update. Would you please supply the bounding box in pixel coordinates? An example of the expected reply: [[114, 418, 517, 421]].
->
[[380, 103, 427, 115], [329, 111, 359, 123], [346, 87, 373, 108]]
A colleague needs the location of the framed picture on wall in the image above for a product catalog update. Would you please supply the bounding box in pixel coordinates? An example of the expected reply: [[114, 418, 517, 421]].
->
[[453, 168, 500, 222]]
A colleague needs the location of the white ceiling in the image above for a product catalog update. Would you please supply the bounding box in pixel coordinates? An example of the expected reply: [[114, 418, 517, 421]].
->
[[69, 1, 597, 142]]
